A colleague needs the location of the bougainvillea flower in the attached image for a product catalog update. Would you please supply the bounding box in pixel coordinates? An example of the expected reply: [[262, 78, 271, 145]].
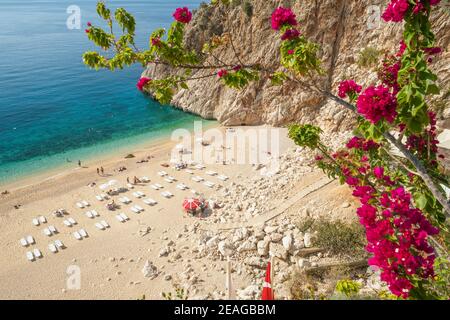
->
[[173, 7, 192, 24], [136, 77, 151, 91]]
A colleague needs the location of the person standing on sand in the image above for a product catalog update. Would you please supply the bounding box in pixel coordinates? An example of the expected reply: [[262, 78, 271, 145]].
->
[[97, 168, 100, 175], [78, 160, 81, 167], [101, 167, 104, 175], [127, 177, 130, 183]]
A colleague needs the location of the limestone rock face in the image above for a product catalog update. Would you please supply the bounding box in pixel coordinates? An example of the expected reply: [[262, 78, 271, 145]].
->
[[146, 1, 449, 131]]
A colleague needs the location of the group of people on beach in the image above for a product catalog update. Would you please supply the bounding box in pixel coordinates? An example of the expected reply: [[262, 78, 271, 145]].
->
[[96, 167, 105, 176]]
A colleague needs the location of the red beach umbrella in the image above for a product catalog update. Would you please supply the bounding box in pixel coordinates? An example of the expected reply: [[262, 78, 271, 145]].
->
[[182, 198, 202, 211]]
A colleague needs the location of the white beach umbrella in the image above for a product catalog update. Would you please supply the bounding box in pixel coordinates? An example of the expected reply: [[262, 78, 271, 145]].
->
[[99, 183, 109, 190], [108, 180, 118, 186]]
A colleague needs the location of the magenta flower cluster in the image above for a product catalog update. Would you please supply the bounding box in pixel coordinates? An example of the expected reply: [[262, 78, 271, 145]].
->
[[382, 0, 409, 22], [217, 69, 228, 78], [136, 77, 151, 91], [354, 185, 438, 298], [271, 7, 298, 30], [383, 0, 442, 23], [281, 28, 300, 41], [173, 7, 192, 24], [338, 80, 362, 99], [356, 85, 398, 124], [346, 136, 380, 151]]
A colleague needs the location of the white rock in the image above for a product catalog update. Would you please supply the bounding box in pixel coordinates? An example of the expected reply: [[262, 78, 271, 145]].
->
[[282, 235, 293, 251], [141, 260, 158, 279], [297, 258, 311, 268], [304, 232, 312, 248], [257, 240, 270, 256], [218, 240, 234, 257], [269, 242, 287, 260], [238, 241, 255, 252]]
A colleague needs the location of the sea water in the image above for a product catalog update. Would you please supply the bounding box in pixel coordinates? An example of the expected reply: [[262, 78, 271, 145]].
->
[[0, 0, 210, 184]]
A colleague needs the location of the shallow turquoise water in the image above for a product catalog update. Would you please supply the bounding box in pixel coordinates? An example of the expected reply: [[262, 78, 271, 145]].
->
[[0, 0, 207, 184]]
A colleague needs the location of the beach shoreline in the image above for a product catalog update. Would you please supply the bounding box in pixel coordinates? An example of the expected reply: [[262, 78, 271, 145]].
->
[[0, 120, 219, 192]]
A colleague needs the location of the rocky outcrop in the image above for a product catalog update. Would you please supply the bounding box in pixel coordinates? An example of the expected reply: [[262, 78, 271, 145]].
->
[[146, 0, 450, 131]]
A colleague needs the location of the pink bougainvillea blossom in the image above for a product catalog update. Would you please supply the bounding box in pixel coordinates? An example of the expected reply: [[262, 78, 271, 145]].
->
[[217, 69, 228, 78], [173, 7, 192, 24], [271, 7, 297, 30], [338, 80, 362, 99], [356, 85, 398, 124], [382, 0, 410, 22], [136, 77, 151, 91]]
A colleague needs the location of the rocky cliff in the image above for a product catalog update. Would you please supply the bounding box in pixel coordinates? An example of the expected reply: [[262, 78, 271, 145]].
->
[[145, 0, 450, 131]]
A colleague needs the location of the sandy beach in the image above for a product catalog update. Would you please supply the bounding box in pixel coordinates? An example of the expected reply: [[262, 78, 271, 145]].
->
[[2, 124, 353, 300]]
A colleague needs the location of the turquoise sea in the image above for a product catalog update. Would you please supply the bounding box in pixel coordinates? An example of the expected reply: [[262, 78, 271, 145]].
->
[[0, 0, 209, 185]]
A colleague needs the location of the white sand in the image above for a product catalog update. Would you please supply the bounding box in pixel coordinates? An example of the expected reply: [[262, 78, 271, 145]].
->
[[0, 125, 304, 299]]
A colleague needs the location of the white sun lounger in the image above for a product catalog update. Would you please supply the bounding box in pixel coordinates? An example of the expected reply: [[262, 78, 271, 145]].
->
[[86, 211, 94, 218], [217, 175, 229, 181], [38, 216, 47, 223], [167, 176, 176, 181], [144, 198, 157, 206], [26, 251, 35, 261], [48, 225, 57, 234], [141, 176, 150, 183], [120, 213, 129, 221], [54, 240, 65, 249], [33, 248, 42, 258], [133, 192, 141, 198], [195, 164, 205, 170], [164, 178, 174, 183], [63, 220, 72, 227], [76, 202, 84, 209], [131, 206, 140, 214], [176, 184, 187, 190], [100, 220, 109, 228], [137, 191, 145, 197], [26, 235, 35, 245], [116, 214, 125, 222], [95, 222, 105, 230], [192, 177, 201, 182], [158, 171, 168, 176], [82, 200, 90, 207], [68, 217, 76, 225], [79, 229, 88, 238], [150, 184, 159, 190], [155, 183, 163, 189], [32, 218, 40, 226], [127, 183, 134, 189], [73, 231, 82, 240], [96, 195, 103, 201], [48, 243, 58, 253], [135, 205, 144, 212], [91, 210, 99, 217], [204, 181, 215, 188], [206, 170, 217, 176], [43, 228, 52, 236], [185, 169, 194, 174], [161, 192, 170, 198], [20, 238, 28, 247]]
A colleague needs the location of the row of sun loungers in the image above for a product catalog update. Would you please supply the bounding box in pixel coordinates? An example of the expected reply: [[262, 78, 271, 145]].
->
[[158, 171, 168, 177], [85, 210, 99, 219], [76, 200, 90, 208], [176, 183, 188, 190], [143, 198, 158, 206], [95, 220, 110, 230], [131, 205, 144, 213], [20, 235, 35, 247], [115, 213, 130, 222], [95, 194, 109, 201], [164, 176, 176, 183], [48, 240, 65, 254], [43, 225, 58, 236], [26, 249, 42, 261], [32, 216, 47, 226], [161, 191, 174, 198], [63, 218, 77, 227], [151, 183, 163, 190], [73, 229, 88, 240], [119, 197, 132, 204]]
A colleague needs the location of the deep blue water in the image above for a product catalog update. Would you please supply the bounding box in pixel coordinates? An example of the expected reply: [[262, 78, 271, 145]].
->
[[0, 0, 208, 184]]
